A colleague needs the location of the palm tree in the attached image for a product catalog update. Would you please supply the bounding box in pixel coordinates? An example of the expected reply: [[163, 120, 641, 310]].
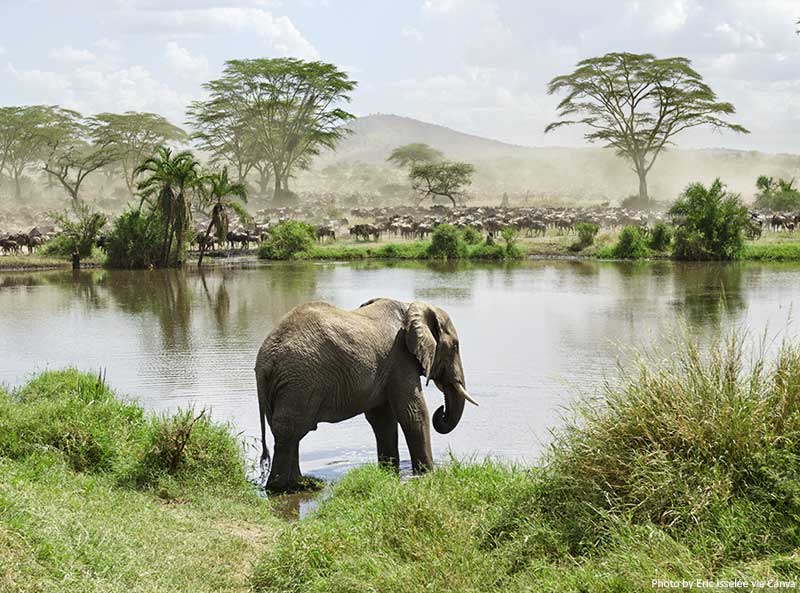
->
[[135, 146, 202, 267], [197, 167, 250, 267]]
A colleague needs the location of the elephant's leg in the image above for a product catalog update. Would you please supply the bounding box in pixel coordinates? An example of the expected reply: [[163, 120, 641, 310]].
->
[[267, 439, 301, 492], [395, 390, 434, 475], [365, 402, 399, 471]]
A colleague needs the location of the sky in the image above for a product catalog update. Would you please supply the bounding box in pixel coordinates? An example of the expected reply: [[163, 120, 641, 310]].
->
[[1, 0, 799, 153]]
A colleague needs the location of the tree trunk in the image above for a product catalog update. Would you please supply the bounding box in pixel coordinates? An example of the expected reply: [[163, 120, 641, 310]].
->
[[637, 168, 648, 202], [197, 219, 215, 268]]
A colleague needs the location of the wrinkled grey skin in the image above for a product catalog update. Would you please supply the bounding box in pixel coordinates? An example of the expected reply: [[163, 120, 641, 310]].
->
[[255, 297, 476, 493]]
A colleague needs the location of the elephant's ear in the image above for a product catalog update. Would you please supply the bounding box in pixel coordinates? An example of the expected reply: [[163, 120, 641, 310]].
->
[[404, 301, 440, 382]]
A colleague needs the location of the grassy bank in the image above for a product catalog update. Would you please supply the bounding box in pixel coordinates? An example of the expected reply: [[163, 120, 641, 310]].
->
[[0, 370, 278, 593], [252, 334, 800, 592], [0, 253, 105, 272]]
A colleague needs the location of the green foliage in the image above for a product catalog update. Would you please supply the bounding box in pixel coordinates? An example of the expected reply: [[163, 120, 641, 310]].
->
[[427, 224, 468, 259], [196, 58, 357, 194], [105, 208, 164, 269], [410, 161, 475, 206], [753, 176, 800, 211], [461, 225, 482, 245], [468, 242, 510, 259], [648, 222, 674, 251], [386, 143, 444, 169], [571, 222, 599, 251], [46, 203, 108, 258], [670, 179, 748, 261], [135, 145, 203, 267], [257, 220, 316, 260], [610, 226, 650, 259]]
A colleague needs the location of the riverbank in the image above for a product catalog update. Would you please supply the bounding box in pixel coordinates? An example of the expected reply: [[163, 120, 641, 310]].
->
[[0, 370, 280, 593], [3, 333, 799, 592], [2, 231, 800, 271]]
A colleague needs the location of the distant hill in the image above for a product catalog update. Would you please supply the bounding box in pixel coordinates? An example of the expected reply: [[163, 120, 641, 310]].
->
[[321, 113, 541, 164], [309, 114, 800, 203]]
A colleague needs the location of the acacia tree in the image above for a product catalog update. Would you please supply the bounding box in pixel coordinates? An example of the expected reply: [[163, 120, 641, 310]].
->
[[0, 105, 65, 199], [188, 84, 270, 194], [387, 143, 443, 169], [91, 112, 187, 196], [196, 168, 249, 267], [42, 109, 119, 207], [410, 161, 475, 206], [200, 58, 357, 205], [545, 52, 749, 202]]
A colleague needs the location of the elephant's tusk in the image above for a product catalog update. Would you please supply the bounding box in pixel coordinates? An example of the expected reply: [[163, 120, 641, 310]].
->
[[455, 383, 479, 407]]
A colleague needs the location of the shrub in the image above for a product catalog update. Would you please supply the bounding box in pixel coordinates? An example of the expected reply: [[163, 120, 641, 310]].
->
[[648, 222, 673, 252], [105, 209, 165, 269], [571, 222, 599, 251], [124, 409, 247, 495], [427, 224, 468, 259], [620, 194, 656, 210], [753, 176, 800, 211], [669, 179, 748, 261], [46, 204, 108, 258], [462, 225, 482, 245], [611, 226, 650, 259], [39, 233, 78, 257], [257, 220, 316, 260], [469, 242, 508, 259]]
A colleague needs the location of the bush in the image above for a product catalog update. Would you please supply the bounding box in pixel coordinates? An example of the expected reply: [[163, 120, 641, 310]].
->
[[571, 222, 600, 251], [46, 204, 108, 258], [611, 226, 650, 259], [753, 176, 800, 211], [427, 224, 468, 259], [257, 220, 316, 260], [39, 233, 78, 257], [105, 208, 165, 269], [669, 179, 748, 261], [620, 194, 657, 210], [461, 225, 482, 245], [648, 222, 673, 252], [468, 242, 508, 259], [0, 369, 249, 497]]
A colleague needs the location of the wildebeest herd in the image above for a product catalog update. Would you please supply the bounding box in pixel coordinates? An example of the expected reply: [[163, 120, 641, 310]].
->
[[2, 203, 799, 257]]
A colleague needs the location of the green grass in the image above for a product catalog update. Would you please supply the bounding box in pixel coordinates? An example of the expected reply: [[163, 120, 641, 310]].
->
[[0, 370, 278, 593], [252, 333, 800, 592], [297, 239, 524, 261], [742, 243, 800, 261]]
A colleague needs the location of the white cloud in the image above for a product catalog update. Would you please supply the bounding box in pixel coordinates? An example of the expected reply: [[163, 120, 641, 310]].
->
[[650, 0, 692, 35], [165, 41, 210, 80], [0, 46, 6, 55], [117, 7, 319, 59], [5, 63, 72, 95], [401, 25, 423, 43], [48, 45, 97, 63]]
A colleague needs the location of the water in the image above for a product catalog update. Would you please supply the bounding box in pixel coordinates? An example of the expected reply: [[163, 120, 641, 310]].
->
[[1, 259, 799, 483]]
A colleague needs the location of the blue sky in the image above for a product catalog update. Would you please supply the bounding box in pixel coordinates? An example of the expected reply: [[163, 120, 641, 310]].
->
[[1, 0, 799, 152]]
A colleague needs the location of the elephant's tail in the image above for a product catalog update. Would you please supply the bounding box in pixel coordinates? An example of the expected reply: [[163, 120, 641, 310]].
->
[[255, 364, 273, 475]]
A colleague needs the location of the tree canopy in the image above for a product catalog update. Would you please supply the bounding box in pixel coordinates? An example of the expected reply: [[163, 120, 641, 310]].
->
[[196, 58, 357, 204], [387, 143, 443, 169], [545, 52, 749, 202], [409, 161, 475, 206], [91, 112, 187, 196]]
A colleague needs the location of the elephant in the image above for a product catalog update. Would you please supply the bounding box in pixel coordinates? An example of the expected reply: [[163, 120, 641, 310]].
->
[[255, 297, 478, 493]]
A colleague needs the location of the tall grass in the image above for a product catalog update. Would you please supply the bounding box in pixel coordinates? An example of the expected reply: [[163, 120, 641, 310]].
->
[[252, 332, 800, 592]]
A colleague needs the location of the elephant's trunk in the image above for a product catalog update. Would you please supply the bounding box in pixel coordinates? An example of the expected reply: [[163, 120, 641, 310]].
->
[[432, 382, 477, 434]]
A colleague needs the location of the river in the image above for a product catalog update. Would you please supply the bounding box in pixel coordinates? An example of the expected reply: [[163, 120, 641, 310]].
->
[[1, 259, 798, 482]]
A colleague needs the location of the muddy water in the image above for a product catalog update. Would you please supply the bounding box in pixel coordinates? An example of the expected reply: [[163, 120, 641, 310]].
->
[[1, 259, 798, 487]]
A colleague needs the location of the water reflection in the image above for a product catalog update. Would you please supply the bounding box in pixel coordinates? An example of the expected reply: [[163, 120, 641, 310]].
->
[[1, 259, 799, 476]]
